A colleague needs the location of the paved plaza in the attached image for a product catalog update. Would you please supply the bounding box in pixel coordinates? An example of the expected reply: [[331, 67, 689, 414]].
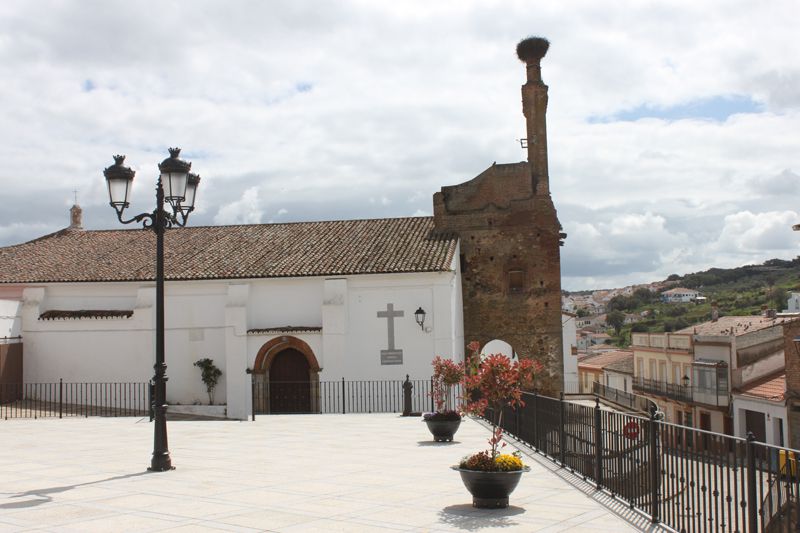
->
[[0, 414, 668, 532]]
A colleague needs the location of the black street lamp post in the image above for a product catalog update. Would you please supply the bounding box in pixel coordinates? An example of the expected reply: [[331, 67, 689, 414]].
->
[[103, 148, 200, 472]]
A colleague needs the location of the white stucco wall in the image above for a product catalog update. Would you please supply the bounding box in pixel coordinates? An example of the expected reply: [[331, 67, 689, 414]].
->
[[562, 313, 578, 392], [0, 299, 22, 338], [732, 395, 787, 446], [17, 263, 463, 420]]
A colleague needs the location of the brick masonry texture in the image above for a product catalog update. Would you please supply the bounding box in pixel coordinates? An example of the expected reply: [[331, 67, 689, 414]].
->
[[431, 45, 564, 394]]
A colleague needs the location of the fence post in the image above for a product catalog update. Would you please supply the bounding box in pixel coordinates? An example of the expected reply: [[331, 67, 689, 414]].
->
[[532, 390, 538, 451], [745, 432, 758, 532], [59, 378, 63, 419], [402, 375, 413, 416], [559, 392, 566, 465], [341, 377, 346, 414], [594, 397, 603, 489], [649, 404, 660, 523]]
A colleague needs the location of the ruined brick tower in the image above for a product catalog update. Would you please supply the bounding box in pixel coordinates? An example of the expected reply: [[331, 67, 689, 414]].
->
[[433, 36, 564, 393]]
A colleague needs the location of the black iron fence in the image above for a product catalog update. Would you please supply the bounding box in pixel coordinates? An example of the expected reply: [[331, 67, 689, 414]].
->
[[592, 382, 654, 414], [489, 392, 800, 533], [251, 376, 461, 417], [0, 380, 151, 419]]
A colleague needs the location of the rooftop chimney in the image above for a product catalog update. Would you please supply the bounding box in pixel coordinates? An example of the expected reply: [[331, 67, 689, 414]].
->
[[517, 36, 550, 196], [69, 203, 83, 230]]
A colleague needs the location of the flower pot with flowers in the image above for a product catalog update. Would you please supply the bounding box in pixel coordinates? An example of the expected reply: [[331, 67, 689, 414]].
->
[[423, 356, 465, 442], [452, 346, 541, 508]]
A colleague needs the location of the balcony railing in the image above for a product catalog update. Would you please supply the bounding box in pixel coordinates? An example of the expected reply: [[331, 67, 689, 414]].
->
[[633, 377, 729, 407], [633, 377, 693, 402]]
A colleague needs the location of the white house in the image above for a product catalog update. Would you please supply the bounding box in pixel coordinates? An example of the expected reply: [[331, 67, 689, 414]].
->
[[661, 287, 701, 303], [732, 372, 787, 446], [562, 312, 578, 393]]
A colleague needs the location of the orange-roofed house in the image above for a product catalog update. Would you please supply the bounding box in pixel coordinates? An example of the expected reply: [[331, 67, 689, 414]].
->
[[732, 372, 786, 446]]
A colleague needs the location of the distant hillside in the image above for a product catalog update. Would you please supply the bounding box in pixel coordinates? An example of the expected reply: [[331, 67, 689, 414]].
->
[[567, 258, 800, 346], [671, 258, 800, 292]]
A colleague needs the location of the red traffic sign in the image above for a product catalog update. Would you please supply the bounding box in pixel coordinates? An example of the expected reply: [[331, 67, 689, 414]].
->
[[623, 420, 640, 440]]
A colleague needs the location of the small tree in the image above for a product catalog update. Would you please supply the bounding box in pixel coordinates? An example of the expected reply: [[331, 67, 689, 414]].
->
[[607, 310, 625, 335], [430, 356, 465, 415], [193, 358, 222, 404], [461, 352, 540, 462]]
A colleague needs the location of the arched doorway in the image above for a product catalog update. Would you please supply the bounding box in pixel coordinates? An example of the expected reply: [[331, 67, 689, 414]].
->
[[269, 348, 311, 413], [252, 336, 321, 414], [481, 339, 517, 360]]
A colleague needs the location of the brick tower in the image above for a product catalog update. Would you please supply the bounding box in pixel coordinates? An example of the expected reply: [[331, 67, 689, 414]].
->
[[433, 37, 564, 393]]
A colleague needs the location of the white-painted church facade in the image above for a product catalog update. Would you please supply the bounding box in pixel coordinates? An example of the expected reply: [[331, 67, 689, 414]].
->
[[0, 216, 467, 420]]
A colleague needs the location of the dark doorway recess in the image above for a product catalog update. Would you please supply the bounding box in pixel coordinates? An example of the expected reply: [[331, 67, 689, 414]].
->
[[269, 348, 311, 413]]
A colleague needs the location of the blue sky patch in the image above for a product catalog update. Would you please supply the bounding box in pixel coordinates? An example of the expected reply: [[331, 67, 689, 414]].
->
[[590, 95, 763, 123], [82, 79, 96, 92], [295, 82, 313, 93]]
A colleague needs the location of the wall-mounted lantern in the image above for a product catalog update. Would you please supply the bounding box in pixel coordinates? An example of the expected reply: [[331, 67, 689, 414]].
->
[[414, 307, 426, 331]]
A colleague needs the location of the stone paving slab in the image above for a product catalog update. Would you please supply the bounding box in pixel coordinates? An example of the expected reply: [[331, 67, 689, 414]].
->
[[0, 414, 669, 532]]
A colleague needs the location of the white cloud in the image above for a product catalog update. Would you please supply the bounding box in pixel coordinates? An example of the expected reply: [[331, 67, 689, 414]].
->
[[213, 187, 263, 225], [715, 210, 800, 254], [0, 0, 798, 292]]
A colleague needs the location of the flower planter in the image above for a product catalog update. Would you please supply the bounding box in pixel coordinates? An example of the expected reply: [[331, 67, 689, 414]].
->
[[451, 466, 530, 508], [424, 417, 461, 442]]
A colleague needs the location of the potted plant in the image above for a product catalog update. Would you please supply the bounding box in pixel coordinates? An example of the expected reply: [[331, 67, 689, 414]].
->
[[452, 346, 541, 508], [423, 356, 465, 442]]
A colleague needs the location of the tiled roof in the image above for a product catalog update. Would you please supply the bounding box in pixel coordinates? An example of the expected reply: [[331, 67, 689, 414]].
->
[[578, 350, 633, 371], [662, 287, 698, 295], [604, 357, 634, 375], [248, 326, 322, 335], [677, 316, 796, 337], [736, 372, 786, 402], [0, 217, 458, 283], [39, 310, 133, 320]]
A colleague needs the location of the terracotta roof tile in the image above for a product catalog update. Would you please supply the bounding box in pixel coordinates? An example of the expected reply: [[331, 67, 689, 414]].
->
[[0, 217, 458, 283], [677, 316, 796, 337], [39, 310, 133, 320], [578, 350, 633, 371], [736, 372, 786, 402]]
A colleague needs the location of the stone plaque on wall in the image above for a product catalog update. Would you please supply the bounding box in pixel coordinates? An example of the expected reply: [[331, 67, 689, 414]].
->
[[380, 349, 403, 365]]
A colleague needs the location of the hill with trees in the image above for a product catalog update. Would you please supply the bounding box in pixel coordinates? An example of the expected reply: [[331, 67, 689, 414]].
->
[[572, 257, 800, 347]]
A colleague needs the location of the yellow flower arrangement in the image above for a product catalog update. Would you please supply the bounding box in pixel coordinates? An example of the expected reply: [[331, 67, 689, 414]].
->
[[494, 454, 524, 471]]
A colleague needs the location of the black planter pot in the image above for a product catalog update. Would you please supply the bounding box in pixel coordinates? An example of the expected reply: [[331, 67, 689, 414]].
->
[[451, 466, 530, 508], [423, 418, 461, 442]]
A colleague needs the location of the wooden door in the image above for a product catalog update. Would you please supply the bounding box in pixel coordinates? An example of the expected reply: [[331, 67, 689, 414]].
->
[[269, 349, 311, 413]]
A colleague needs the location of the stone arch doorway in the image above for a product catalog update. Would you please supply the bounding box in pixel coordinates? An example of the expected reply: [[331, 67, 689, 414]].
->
[[481, 339, 517, 360], [252, 336, 321, 414]]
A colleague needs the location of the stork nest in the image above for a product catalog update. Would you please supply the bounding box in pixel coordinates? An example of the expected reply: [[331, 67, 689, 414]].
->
[[516, 36, 550, 63]]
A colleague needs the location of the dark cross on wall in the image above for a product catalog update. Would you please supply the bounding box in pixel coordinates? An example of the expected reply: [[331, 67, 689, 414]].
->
[[377, 303, 404, 365]]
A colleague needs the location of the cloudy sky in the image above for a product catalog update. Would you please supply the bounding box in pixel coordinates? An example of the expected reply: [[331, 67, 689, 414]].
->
[[0, 0, 798, 291]]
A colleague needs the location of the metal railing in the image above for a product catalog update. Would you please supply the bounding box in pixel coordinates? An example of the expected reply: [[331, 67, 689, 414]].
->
[[0, 380, 151, 419], [251, 376, 456, 417], [634, 377, 694, 403], [489, 392, 800, 533], [592, 382, 655, 414], [633, 377, 729, 407]]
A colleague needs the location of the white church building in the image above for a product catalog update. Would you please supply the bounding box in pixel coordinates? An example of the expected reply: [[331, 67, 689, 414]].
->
[[0, 215, 464, 419]]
